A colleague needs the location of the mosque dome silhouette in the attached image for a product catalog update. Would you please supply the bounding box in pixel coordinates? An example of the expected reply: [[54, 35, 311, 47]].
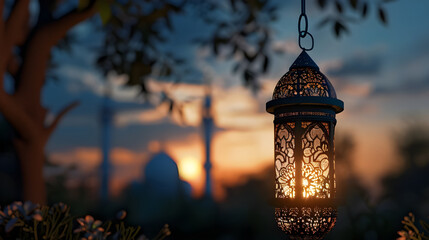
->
[[144, 151, 181, 197]]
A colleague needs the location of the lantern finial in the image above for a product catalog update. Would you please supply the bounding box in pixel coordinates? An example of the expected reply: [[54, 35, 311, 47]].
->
[[290, 50, 319, 70]]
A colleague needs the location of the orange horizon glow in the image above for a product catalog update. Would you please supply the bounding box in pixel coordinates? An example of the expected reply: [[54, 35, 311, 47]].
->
[[178, 156, 203, 182], [49, 83, 398, 201]]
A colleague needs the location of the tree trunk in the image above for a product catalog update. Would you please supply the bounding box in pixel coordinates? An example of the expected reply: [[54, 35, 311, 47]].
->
[[0, 1, 96, 205], [15, 140, 46, 204]]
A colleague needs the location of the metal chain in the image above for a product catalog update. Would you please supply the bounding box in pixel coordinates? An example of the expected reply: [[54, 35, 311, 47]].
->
[[298, 0, 314, 51]]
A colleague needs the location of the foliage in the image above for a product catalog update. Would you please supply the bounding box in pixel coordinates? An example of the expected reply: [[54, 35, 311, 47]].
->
[[92, 0, 396, 93], [192, 0, 279, 91], [2, 0, 399, 104], [0, 201, 170, 240], [316, 0, 396, 37], [76, 0, 398, 118], [397, 213, 429, 240], [94, 0, 193, 117]]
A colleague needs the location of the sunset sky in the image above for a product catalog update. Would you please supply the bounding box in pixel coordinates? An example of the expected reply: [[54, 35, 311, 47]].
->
[[44, 1, 429, 200]]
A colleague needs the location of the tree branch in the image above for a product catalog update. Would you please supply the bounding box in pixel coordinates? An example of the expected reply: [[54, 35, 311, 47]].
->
[[40, 4, 98, 47], [46, 101, 79, 137], [0, 93, 40, 142], [16, 4, 97, 103], [0, 0, 4, 26], [5, 0, 30, 47], [37, 0, 54, 26]]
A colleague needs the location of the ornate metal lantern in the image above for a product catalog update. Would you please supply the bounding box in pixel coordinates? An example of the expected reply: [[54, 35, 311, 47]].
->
[[266, 50, 343, 239], [266, 1, 344, 238]]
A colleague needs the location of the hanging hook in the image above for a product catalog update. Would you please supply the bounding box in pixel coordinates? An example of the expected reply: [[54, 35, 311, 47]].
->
[[301, 0, 306, 15], [299, 32, 314, 51], [298, 0, 314, 51], [298, 14, 308, 38]]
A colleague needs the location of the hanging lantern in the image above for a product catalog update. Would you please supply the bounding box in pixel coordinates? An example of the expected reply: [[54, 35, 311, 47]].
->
[[266, 1, 343, 239]]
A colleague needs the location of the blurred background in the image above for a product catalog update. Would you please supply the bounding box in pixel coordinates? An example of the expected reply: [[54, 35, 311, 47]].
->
[[0, 0, 429, 239]]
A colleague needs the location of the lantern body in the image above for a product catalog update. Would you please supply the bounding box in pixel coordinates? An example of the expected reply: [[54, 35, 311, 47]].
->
[[266, 51, 343, 240]]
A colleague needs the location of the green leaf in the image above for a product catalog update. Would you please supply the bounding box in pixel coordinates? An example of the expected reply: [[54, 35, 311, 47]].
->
[[243, 69, 254, 85], [361, 3, 368, 18], [262, 55, 269, 73], [335, 1, 343, 13], [317, 0, 327, 9], [212, 37, 229, 55], [168, 100, 174, 113], [244, 51, 256, 62], [96, 1, 112, 24], [378, 7, 387, 25], [334, 20, 348, 37], [213, 41, 219, 55]]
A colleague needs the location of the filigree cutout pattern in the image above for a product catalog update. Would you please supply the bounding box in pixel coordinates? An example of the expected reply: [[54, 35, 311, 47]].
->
[[275, 122, 332, 199], [302, 123, 330, 198], [275, 207, 337, 240], [275, 123, 295, 198], [272, 68, 337, 99]]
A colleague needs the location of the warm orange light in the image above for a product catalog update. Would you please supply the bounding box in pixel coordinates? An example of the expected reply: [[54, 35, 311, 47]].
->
[[302, 160, 328, 198], [178, 157, 202, 182]]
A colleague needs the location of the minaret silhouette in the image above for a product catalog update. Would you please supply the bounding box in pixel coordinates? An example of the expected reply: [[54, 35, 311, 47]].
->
[[100, 84, 113, 202], [202, 88, 213, 199]]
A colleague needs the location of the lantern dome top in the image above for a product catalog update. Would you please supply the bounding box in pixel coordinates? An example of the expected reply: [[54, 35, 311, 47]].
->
[[267, 51, 344, 114], [273, 51, 336, 99]]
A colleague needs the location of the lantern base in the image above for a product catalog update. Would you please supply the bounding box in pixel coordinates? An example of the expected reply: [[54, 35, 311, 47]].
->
[[275, 207, 337, 240]]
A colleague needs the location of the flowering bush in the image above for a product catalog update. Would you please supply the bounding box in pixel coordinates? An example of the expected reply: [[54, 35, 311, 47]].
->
[[0, 201, 170, 240], [397, 213, 429, 240]]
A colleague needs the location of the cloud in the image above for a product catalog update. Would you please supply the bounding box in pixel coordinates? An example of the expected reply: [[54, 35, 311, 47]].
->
[[334, 80, 373, 97], [214, 86, 272, 129], [50, 147, 148, 196], [114, 82, 274, 129], [371, 75, 429, 96], [115, 104, 170, 127], [51, 147, 101, 171], [113, 82, 206, 127], [326, 51, 383, 78], [272, 39, 301, 55], [60, 65, 142, 103], [50, 147, 147, 170]]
